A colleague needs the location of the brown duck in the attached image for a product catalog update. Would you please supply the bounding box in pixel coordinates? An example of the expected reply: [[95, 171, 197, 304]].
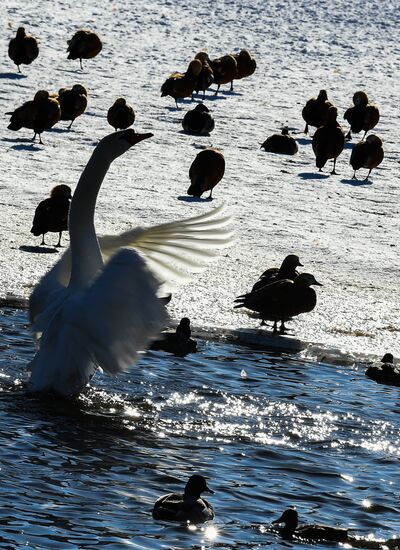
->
[[344, 91, 380, 140], [8, 27, 39, 73], [67, 29, 102, 69], [271, 509, 349, 542], [261, 128, 298, 155], [57, 84, 87, 129], [31, 185, 72, 247], [107, 98, 135, 131], [234, 273, 322, 334], [251, 254, 303, 292], [194, 52, 214, 99], [187, 148, 225, 199], [231, 49, 256, 90], [312, 106, 345, 174], [161, 59, 202, 108], [350, 134, 384, 180], [210, 54, 238, 95], [302, 90, 334, 134], [182, 103, 215, 135], [365, 353, 400, 387], [8, 90, 61, 144]]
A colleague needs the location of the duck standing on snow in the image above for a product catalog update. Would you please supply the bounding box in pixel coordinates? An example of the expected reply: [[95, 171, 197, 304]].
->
[[350, 134, 384, 180], [302, 89, 334, 135], [271, 508, 349, 542], [365, 353, 400, 387], [234, 273, 322, 334], [153, 475, 214, 523], [312, 106, 345, 174], [7, 90, 61, 144], [194, 52, 214, 99], [261, 127, 298, 155], [8, 27, 39, 73], [31, 185, 72, 247], [57, 84, 88, 129], [67, 29, 102, 69], [187, 148, 225, 199], [161, 59, 202, 108], [182, 103, 214, 135], [251, 254, 303, 292], [151, 317, 197, 357], [210, 54, 238, 95], [344, 91, 380, 140], [231, 49, 256, 90], [107, 98, 135, 131]]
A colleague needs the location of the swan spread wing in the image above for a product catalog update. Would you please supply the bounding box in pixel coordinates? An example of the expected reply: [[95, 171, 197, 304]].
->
[[29, 249, 167, 396], [100, 204, 233, 291], [30, 206, 233, 322]]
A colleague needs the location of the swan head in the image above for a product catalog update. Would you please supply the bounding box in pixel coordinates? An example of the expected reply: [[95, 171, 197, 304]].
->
[[95, 129, 153, 161]]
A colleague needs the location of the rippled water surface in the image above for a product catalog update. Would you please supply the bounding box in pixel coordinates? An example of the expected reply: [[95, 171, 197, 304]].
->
[[0, 307, 399, 549]]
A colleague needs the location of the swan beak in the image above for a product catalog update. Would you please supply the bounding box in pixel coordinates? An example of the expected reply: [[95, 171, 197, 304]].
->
[[121, 129, 154, 145]]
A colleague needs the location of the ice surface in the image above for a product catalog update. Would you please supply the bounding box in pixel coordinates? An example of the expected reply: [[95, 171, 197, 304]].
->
[[0, 0, 399, 360]]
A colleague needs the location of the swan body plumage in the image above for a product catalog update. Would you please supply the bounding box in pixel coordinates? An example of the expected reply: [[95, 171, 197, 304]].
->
[[29, 132, 232, 396]]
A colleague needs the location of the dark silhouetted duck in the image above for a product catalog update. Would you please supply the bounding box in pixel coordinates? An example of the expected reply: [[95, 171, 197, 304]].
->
[[210, 54, 238, 95], [67, 29, 102, 69], [107, 98, 135, 131], [161, 59, 202, 108], [194, 52, 214, 99], [31, 185, 72, 247], [231, 49, 256, 90], [153, 474, 214, 523], [344, 91, 380, 140], [271, 508, 349, 542], [365, 353, 400, 387], [187, 148, 225, 199], [182, 103, 215, 135], [302, 90, 334, 134], [350, 134, 384, 180], [312, 106, 345, 174], [261, 128, 298, 155], [151, 318, 197, 357], [252, 254, 303, 292], [57, 84, 87, 129], [8, 27, 39, 73], [8, 90, 61, 144], [234, 273, 322, 334]]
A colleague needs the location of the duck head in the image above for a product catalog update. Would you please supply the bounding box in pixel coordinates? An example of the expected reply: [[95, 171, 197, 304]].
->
[[294, 273, 322, 287], [365, 134, 382, 147], [318, 90, 328, 101], [353, 91, 369, 106], [381, 353, 394, 364], [16, 27, 26, 38], [194, 103, 210, 113], [50, 184, 72, 200], [272, 508, 298, 534], [184, 475, 214, 498], [187, 59, 203, 77], [72, 84, 87, 96], [282, 254, 303, 268]]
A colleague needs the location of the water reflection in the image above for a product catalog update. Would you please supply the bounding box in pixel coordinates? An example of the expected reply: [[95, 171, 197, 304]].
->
[[0, 308, 399, 548]]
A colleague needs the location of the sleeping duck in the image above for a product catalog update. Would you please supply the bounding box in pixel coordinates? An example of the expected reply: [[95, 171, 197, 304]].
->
[[350, 134, 384, 180], [271, 508, 349, 542], [8, 27, 39, 73], [57, 84, 88, 129], [67, 29, 102, 69], [261, 127, 298, 155], [107, 98, 135, 131], [182, 103, 215, 135], [161, 59, 202, 108], [152, 474, 214, 524]]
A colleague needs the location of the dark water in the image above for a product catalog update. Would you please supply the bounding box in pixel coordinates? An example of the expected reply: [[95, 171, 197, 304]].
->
[[0, 307, 399, 549]]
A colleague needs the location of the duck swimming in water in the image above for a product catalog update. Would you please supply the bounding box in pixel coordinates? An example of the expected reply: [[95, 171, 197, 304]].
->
[[271, 508, 349, 542], [151, 317, 197, 357], [153, 474, 214, 523], [365, 353, 400, 387]]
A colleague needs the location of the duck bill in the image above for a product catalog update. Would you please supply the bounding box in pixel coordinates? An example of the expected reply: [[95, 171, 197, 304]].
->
[[204, 484, 214, 494], [272, 513, 284, 524], [314, 280, 323, 286], [298, 262, 304, 267]]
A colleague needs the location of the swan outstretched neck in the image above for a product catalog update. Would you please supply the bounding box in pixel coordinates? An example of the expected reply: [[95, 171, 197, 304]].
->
[[28, 130, 166, 397]]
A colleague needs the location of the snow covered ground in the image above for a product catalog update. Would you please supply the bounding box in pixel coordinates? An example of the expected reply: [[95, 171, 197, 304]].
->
[[0, 0, 399, 360]]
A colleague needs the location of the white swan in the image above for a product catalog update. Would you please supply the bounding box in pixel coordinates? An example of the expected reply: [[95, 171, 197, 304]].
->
[[29, 130, 232, 397]]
